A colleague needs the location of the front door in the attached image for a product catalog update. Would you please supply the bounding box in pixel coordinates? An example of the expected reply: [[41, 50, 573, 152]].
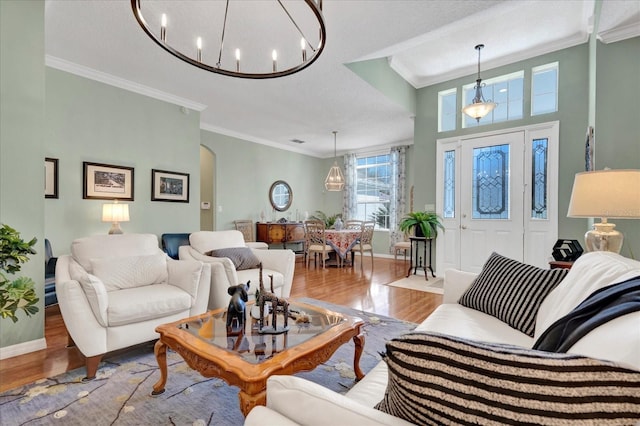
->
[[460, 132, 524, 272], [436, 121, 559, 273]]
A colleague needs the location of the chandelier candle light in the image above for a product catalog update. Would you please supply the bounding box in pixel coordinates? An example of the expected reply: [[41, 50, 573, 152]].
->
[[567, 169, 640, 253], [325, 131, 345, 191], [131, 0, 326, 79], [462, 44, 497, 122]]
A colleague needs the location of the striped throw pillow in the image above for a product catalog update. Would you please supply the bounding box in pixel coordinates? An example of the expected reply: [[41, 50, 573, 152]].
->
[[375, 332, 640, 425], [458, 252, 568, 336]]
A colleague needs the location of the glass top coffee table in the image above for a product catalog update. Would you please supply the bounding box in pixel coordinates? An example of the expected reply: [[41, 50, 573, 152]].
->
[[152, 299, 364, 416]]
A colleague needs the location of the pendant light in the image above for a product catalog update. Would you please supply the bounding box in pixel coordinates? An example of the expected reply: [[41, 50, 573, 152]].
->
[[462, 44, 497, 122], [324, 131, 345, 191]]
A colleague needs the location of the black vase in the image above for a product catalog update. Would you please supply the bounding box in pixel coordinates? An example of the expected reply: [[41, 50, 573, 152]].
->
[[414, 225, 425, 238]]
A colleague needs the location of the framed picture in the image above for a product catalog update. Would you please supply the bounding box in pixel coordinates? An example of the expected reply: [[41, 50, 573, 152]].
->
[[83, 162, 134, 200], [45, 157, 59, 199], [151, 169, 190, 203]]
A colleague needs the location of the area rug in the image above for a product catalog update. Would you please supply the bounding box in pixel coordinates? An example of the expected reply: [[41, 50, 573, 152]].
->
[[387, 273, 444, 294], [0, 298, 416, 426]]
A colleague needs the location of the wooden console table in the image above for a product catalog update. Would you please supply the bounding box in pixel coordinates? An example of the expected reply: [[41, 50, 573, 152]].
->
[[256, 222, 305, 253]]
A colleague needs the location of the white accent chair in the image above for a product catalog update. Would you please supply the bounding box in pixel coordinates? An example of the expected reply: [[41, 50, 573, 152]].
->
[[55, 234, 211, 380], [179, 230, 295, 310]]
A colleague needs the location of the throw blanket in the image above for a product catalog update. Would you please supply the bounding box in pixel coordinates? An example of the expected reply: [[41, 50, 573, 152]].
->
[[533, 275, 640, 352]]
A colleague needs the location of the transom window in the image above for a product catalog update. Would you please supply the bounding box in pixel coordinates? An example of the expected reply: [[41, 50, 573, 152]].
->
[[463, 71, 524, 129], [532, 62, 558, 115], [439, 62, 560, 132], [355, 154, 391, 229], [438, 88, 457, 132]]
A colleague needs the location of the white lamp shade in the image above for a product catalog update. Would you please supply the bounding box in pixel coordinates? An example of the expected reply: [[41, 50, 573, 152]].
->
[[567, 169, 640, 219], [462, 101, 497, 121], [102, 203, 130, 222]]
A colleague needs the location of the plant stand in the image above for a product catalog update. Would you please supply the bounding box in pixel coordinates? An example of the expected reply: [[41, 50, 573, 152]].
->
[[406, 236, 435, 280]]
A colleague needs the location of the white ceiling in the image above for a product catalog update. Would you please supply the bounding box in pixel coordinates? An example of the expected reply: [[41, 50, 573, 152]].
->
[[44, 0, 640, 158]]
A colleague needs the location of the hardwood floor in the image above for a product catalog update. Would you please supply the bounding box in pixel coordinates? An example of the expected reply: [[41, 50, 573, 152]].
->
[[0, 257, 441, 392]]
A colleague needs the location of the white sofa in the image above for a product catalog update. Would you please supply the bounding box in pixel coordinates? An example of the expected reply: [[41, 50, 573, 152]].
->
[[179, 230, 296, 310], [245, 251, 640, 425], [55, 234, 211, 380]]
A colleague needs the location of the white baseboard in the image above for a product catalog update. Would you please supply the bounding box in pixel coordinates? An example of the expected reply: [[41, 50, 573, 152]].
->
[[0, 338, 47, 360]]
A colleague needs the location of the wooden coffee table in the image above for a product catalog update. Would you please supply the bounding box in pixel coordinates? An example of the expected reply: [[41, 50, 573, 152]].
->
[[152, 300, 364, 416]]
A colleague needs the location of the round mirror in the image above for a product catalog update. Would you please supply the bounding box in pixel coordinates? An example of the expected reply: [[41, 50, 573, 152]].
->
[[269, 180, 292, 212]]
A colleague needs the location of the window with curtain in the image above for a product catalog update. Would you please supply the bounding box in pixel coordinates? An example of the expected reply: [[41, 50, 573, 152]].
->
[[344, 147, 406, 237], [355, 154, 391, 229]]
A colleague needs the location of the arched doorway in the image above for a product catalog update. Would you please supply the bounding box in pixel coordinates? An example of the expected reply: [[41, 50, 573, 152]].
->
[[200, 145, 215, 231]]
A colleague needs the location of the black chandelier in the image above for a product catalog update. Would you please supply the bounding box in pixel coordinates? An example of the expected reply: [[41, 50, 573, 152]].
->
[[131, 0, 326, 79]]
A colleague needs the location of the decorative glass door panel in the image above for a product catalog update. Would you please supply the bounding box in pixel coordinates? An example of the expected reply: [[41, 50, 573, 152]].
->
[[472, 144, 509, 219], [531, 138, 548, 219], [443, 150, 456, 219]]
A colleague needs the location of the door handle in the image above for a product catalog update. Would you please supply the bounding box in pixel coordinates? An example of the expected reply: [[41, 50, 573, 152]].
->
[[461, 225, 467, 230]]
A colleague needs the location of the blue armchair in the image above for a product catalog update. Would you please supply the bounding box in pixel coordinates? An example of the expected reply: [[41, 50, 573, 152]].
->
[[44, 238, 57, 306], [161, 233, 191, 260]]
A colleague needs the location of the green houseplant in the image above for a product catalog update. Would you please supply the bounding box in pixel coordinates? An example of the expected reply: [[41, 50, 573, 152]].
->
[[309, 210, 342, 229], [0, 224, 39, 322], [399, 211, 444, 239]]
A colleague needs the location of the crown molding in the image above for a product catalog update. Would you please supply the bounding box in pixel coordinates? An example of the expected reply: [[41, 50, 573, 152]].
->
[[597, 22, 640, 44], [200, 123, 322, 158], [45, 55, 207, 112]]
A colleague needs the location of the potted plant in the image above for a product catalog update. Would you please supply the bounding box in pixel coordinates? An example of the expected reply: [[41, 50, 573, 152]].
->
[[399, 211, 444, 239], [0, 224, 39, 322], [310, 210, 342, 229]]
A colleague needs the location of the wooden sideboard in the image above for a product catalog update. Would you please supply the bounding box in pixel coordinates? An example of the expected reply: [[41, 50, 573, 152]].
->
[[256, 222, 305, 253]]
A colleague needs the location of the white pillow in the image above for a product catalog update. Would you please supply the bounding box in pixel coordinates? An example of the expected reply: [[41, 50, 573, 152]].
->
[[69, 259, 108, 327], [535, 251, 640, 340], [167, 258, 203, 299], [91, 253, 168, 291]]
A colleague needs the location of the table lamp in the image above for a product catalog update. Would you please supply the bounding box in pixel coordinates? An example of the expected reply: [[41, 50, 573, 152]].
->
[[567, 169, 640, 253], [102, 200, 130, 234]]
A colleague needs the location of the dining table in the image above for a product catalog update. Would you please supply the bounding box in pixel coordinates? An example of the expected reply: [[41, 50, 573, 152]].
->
[[324, 229, 361, 263]]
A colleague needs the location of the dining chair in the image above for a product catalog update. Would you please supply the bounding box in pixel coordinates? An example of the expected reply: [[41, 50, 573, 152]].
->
[[234, 219, 268, 249], [344, 220, 363, 231], [304, 220, 333, 268], [393, 232, 411, 261], [351, 221, 375, 270]]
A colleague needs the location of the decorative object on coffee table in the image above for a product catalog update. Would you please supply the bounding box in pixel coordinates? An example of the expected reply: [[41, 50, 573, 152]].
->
[[256, 264, 289, 334], [226, 281, 250, 332]]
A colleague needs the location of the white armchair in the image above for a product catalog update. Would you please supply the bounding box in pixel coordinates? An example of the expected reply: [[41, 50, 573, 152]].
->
[[179, 230, 295, 310], [55, 234, 211, 380]]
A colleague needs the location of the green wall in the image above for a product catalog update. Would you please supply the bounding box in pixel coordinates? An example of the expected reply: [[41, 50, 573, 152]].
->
[[346, 58, 417, 115], [594, 37, 640, 257], [1, 0, 46, 347], [200, 130, 341, 231], [44, 68, 202, 252]]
